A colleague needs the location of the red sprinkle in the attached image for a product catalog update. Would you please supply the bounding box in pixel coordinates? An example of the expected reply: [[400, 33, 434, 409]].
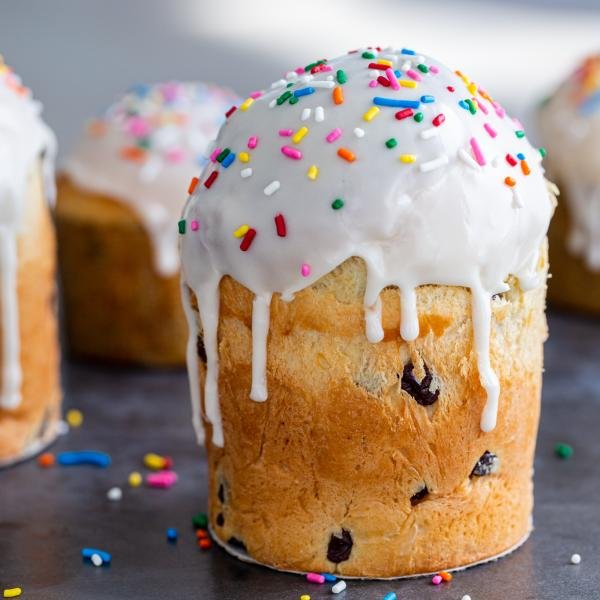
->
[[225, 105, 237, 118], [188, 177, 199, 195], [240, 228, 257, 251], [274, 214, 287, 237], [505, 153, 517, 166], [367, 62, 388, 70], [204, 171, 218, 189], [447, 86, 455, 92], [432, 113, 446, 127], [395, 108, 414, 120], [199, 538, 212, 550], [377, 75, 391, 87]]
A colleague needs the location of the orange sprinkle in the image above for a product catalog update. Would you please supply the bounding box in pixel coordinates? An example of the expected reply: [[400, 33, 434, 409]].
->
[[439, 571, 453, 582], [120, 146, 147, 163], [333, 86, 344, 105], [188, 177, 199, 195], [38, 452, 55, 468], [337, 148, 355, 163], [199, 538, 212, 550], [505, 176, 516, 187], [196, 529, 209, 540], [521, 160, 531, 176], [87, 119, 107, 137]]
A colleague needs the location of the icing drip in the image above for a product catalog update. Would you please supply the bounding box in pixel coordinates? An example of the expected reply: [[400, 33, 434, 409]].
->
[[0, 59, 56, 410], [181, 48, 553, 447]]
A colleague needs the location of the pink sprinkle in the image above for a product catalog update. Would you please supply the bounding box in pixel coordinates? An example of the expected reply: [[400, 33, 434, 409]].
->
[[247, 136, 258, 149], [306, 572, 324, 584], [165, 148, 185, 163], [301, 263, 311, 277], [320, 65, 333, 72], [146, 470, 178, 489], [249, 90, 262, 99], [368, 79, 378, 88], [281, 145, 302, 160], [294, 67, 304, 75], [209, 147, 222, 163], [474, 98, 489, 115], [470, 137, 486, 166], [326, 128, 342, 143], [493, 102, 506, 119], [406, 69, 422, 82], [431, 575, 443, 586], [191, 220, 199, 231], [429, 65, 440, 74], [126, 116, 151, 138], [385, 68, 400, 90], [483, 123, 497, 138], [279, 129, 293, 137]]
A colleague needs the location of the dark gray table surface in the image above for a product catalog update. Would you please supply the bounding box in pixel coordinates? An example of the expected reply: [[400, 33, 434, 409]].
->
[[0, 311, 597, 600]]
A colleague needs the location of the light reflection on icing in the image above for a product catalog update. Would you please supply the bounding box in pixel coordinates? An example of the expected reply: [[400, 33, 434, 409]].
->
[[181, 48, 553, 447]]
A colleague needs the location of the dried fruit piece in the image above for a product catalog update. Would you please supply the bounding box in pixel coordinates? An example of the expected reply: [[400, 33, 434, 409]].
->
[[410, 486, 429, 506], [401, 362, 439, 406], [327, 529, 353, 563], [471, 451, 499, 477]]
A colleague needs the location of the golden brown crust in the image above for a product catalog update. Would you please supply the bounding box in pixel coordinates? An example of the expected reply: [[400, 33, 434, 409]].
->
[[191, 249, 548, 577], [0, 164, 61, 463], [55, 175, 187, 367]]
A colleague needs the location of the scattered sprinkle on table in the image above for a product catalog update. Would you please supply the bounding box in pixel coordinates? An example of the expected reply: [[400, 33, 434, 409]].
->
[[306, 573, 324, 584], [462, 596, 472, 600], [555, 442, 573, 459], [57, 451, 111, 468], [106, 486, 122, 501], [192, 512, 208, 529], [382, 593, 397, 600], [91, 553, 103, 567], [432, 574, 443, 585], [37, 452, 55, 468], [143, 452, 171, 470], [66, 408, 83, 428], [166, 527, 178, 542], [3, 588, 22, 598], [571, 553, 581, 564], [331, 580, 347, 593], [128, 471, 143, 487], [146, 470, 178, 489], [82, 548, 111, 564]]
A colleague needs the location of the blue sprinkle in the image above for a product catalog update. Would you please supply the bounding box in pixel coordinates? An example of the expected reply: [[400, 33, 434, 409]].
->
[[130, 83, 151, 98], [458, 100, 469, 110], [322, 573, 337, 582], [222, 152, 236, 168], [401, 48, 415, 55], [82, 548, 112, 563], [580, 90, 600, 116], [58, 451, 111, 468], [293, 86, 315, 98], [383, 594, 397, 600], [373, 97, 420, 108], [420, 95, 435, 103], [394, 70, 401, 78], [166, 528, 178, 542], [517, 152, 525, 160]]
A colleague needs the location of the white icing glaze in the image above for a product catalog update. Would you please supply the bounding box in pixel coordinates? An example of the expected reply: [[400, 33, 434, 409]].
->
[[64, 82, 239, 276], [180, 48, 554, 447], [538, 55, 600, 269], [0, 60, 56, 410]]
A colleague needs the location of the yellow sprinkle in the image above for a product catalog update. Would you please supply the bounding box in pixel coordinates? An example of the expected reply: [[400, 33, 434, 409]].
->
[[307, 165, 319, 180], [292, 126, 309, 144], [363, 106, 380, 122], [3, 588, 22, 598], [240, 97, 254, 111], [66, 409, 83, 428], [400, 80, 417, 88], [300, 596, 310, 600], [233, 224, 250, 238], [128, 472, 143, 488], [399, 154, 416, 164], [467, 82, 477, 95], [239, 151, 250, 163], [143, 453, 166, 470], [377, 59, 393, 67]]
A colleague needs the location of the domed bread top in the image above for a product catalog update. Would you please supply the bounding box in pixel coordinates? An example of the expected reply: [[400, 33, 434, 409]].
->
[[0, 57, 56, 410], [63, 82, 239, 276], [180, 47, 554, 447]]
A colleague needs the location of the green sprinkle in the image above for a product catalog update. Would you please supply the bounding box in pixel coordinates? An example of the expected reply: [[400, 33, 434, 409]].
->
[[336, 69, 347, 84], [216, 148, 231, 163], [276, 90, 292, 105], [539, 147, 547, 158], [286, 82, 294, 88], [289, 96, 299, 105], [178, 220, 186, 235], [362, 51, 375, 59], [331, 198, 344, 210], [515, 130, 525, 139], [414, 112, 424, 123], [385, 137, 397, 149], [192, 512, 208, 529], [417, 63, 429, 73], [466, 99, 477, 115], [136, 138, 151, 149], [554, 443, 573, 460]]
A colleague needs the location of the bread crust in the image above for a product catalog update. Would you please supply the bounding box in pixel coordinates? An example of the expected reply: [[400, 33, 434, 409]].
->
[[56, 175, 187, 367], [190, 250, 548, 577], [0, 164, 61, 463]]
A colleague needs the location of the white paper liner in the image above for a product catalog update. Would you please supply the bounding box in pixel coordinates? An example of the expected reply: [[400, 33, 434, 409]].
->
[[0, 415, 60, 468], [210, 524, 531, 580]]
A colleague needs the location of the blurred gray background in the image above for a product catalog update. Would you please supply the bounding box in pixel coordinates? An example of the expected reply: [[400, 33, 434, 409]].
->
[[1, 0, 599, 160]]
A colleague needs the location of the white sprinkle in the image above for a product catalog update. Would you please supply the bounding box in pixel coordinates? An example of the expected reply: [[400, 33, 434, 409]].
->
[[300, 74, 313, 83], [285, 70, 298, 81], [458, 148, 481, 170], [331, 580, 347, 594], [368, 69, 379, 79], [91, 553, 103, 567], [264, 180, 280, 196], [270, 78, 287, 89], [240, 168, 253, 179], [461, 596, 472, 600], [107, 486, 122, 501], [268, 99, 277, 109], [353, 127, 365, 138], [315, 106, 325, 122], [401, 60, 412, 72], [571, 553, 581, 565], [301, 108, 312, 121], [311, 80, 335, 89], [512, 188, 524, 209], [420, 127, 439, 140], [419, 155, 449, 172], [326, 75, 334, 81]]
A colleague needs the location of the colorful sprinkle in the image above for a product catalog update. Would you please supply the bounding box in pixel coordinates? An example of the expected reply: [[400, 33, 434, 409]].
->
[[66, 408, 83, 428], [281, 146, 303, 160], [264, 180, 281, 196], [421, 95, 435, 103], [469, 137, 486, 166], [233, 225, 250, 239], [337, 148, 355, 162], [432, 113, 445, 127], [239, 151, 250, 163], [331, 198, 344, 210], [294, 87, 315, 98], [439, 571, 453, 582], [146, 470, 178, 489], [274, 214, 287, 237], [37, 452, 55, 468], [240, 97, 254, 111], [395, 108, 414, 120], [417, 63, 429, 73], [515, 130, 525, 139], [399, 79, 418, 88], [301, 263, 311, 277], [240, 228, 257, 251], [225, 105, 237, 118], [240, 168, 253, 178], [128, 471, 142, 487], [333, 86, 344, 105], [377, 75, 391, 88], [82, 548, 112, 564], [292, 126, 309, 143], [247, 136, 258, 149], [363, 106, 380, 121], [336, 69, 348, 84], [221, 152, 236, 168], [382, 594, 397, 600], [399, 154, 416, 164], [331, 580, 347, 594], [521, 160, 531, 175], [506, 153, 517, 166], [279, 128, 293, 137], [432, 575, 443, 585], [373, 97, 419, 108], [58, 451, 111, 468], [315, 106, 325, 122], [362, 51, 376, 59], [505, 176, 516, 187], [406, 69, 422, 82], [188, 177, 199, 194], [571, 554, 582, 565], [326, 128, 342, 143], [204, 171, 218, 189], [307, 165, 319, 180], [414, 112, 424, 122], [191, 220, 199, 231], [555, 442, 573, 459], [301, 108, 312, 121], [385, 137, 398, 149], [385, 68, 401, 90], [483, 123, 497, 138], [2, 588, 22, 598], [539, 147, 547, 158]]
